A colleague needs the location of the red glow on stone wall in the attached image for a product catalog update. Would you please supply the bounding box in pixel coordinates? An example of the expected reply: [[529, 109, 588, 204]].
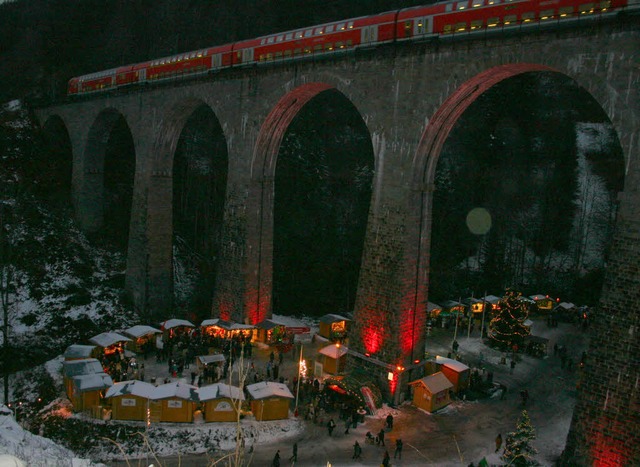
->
[[362, 323, 384, 354], [218, 301, 231, 321], [590, 416, 629, 467], [388, 373, 398, 395]]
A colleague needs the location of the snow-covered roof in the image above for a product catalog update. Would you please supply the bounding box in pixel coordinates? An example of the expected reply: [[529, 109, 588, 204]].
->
[[197, 383, 244, 402], [197, 354, 226, 365], [524, 319, 534, 327], [105, 380, 156, 399], [441, 300, 465, 309], [152, 381, 199, 401], [89, 332, 131, 348], [62, 359, 104, 378], [72, 373, 113, 392], [427, 302, 442, 311], [529, 294, 549, 301], [411, 371, 453, 393], [123, 325, 162, 338], [162, 319, 195, 330], [319, 314, 351, 323], [483, 295, 501, 304], [200, 318, 222, 327], [555, 302, 576, 310], [246, 381, 294, 400], [435, 356, 470, 373], [255, 319, 286, 330], [63, 344, 96, 359], [318, 343, 348, 359]]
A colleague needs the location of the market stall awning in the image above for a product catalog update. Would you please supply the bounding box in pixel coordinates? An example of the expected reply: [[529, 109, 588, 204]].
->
[[123, 325, 162, 339], [197, 354, 226, 365], [89, 332, 131, 348], [161, 319, 195, 330], [318, 343, 348, 359]]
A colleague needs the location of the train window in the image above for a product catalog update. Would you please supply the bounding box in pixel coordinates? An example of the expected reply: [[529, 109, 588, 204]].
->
[[443, 24, 453, 34], [599, 1, 611, 10], [304, 46, 312, 54], [504, 14, 517, 24], [487, 0, 499, 4], [472, 0, 483, 7], [325, 43, 333, 51], [470, 19, 483, 29], [285, 33, 293, 40], [348, 22, 354, 29], [456, 2, 468, 10], [346, 39, 353, 46], [277, 35, 284, 42], [455, 22, 467, 31], [521, 12, 534, 22], [337, 23, 346, 30], [260, 38, 266, 45], [295, 31, 303, 39], [275, 51, 282, 58], [284, 49, 292, 57], [487, 17, 499, 26], [314, 44, 322, 52], [540, 9, 554, 19], [336, 41, 344, 49], [326, 25, 334, 33], [294, 48, 302, 55], [579, 3, 595, 13], [305, 29, 313, 37], [559, 6, 574, 16], [267, 37, 275, 44], [315, 27, 323, 35], [197, 52, 203, 58]]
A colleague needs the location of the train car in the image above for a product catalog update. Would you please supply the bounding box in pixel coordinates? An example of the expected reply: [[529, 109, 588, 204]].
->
[[397, 0, 630, 41], [71, 68, 118, 95], [146, 44, 233, 82], [231, 10, 398, 67]]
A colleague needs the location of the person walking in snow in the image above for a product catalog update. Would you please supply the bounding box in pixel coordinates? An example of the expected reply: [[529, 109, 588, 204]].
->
[[327, 418, 336, 436], [352, 440, 362, 460], [272, 449, 281, 467], [377, 428, 385, 446], [394, 438, 403, 459], [495, 433, 502, 453], [289, 442, 297, 463], [382, 449, 391, 467]]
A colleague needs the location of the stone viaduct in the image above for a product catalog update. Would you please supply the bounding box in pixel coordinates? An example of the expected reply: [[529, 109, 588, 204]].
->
[[35, 17, 639, 465]]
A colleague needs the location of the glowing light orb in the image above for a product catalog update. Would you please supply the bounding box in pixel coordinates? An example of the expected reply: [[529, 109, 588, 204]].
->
[[466, 207, 492, 235]]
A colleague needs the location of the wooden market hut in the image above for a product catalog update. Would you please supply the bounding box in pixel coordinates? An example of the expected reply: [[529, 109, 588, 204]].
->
[[464, 297, 485, 316], [161, 319, 195, 341], [197, 383, 244, 422], [427, 302, 442, 319], [69, 372, 113, 414], [409, 371, 453, 413], [318, 314, 352, 342], [123, 325, 162, 354], [317, 343, 348, 375], [89, 332, 132, 358], [196, 354, 226, 384], [105, 380, 156, 421], [62, 358, 105, 400], [246, 381, 294, 421], [63, 344, 99, 361], [431, 356, 470, 393], [152, 381, 199, 423], [529, 294, 555, 313], [254, 319, 288, 345]]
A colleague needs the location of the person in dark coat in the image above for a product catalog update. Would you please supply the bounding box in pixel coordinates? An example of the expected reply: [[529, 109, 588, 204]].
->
[[352, 440, 362, 460], [327, 418, 336, 436], [272, 449, 281, 467], [377, 428, 385, 446], [394, 438, 403, 459], [382, 449, 391, 467], [386, 414, 394, 430], [289, 442, 297, 462]]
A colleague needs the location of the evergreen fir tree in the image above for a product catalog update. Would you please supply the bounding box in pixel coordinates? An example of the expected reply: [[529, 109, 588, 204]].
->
[[488, 289, 530, 349], [502, 410, 539, 466]]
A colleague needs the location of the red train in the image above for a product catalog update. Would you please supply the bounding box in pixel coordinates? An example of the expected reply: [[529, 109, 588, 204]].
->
[[68, 0, 639, 96]]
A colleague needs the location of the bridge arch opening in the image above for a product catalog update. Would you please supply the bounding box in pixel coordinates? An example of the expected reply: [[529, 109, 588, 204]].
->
[[172, 103, 228, 322], [419, 65, 624, 305], [82, 108, 135, 252], [40, 115, 72, 205], [250, 83, 374, 322]]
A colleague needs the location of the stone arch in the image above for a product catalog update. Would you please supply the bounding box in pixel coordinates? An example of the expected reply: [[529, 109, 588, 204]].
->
[[141, 97, 227, 319], [244, 82, 343, 324], [79, 108, 132, 232]]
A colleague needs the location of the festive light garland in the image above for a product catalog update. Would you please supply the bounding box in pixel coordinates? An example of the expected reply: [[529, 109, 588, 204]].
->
[[488, 289, 531, 347]]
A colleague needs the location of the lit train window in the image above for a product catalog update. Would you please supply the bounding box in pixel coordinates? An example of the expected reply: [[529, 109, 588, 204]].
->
[[315, 27, 323, 35], [197, 52, 203, 58], [325, 43, 333, 50], [456, 2, 468, 10], [277, 35, 284, 42], [296, 31, 303, 39], [285, 49, 292, 57], [337, 23, 345, 30], [304, 46, 312, 53], [559, 6, 574, 16], [416, 17, 426, 34], [443, 24, 453, 34], [472, 0, 483, 7], [348, 22, 354, 29], [446, 3, 453, 11], [504, 14, 517, 24], [336, 42, 344, 48], [314, 44, 322, 52], [305, 29, 313, 37], [599, 1, 611, 10], [455, 22, 467, 31], [285, 33, 293, 40], [579, 3, 595, 13], [540, 9, 554, 20], [521, 12, 534, 22], [470, 19, 483, 29], [326, 25, 334, 33], [487, 17, 499, 26]]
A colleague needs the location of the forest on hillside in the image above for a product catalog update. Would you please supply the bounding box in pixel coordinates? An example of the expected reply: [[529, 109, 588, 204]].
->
[[0, 0, 430, 102]]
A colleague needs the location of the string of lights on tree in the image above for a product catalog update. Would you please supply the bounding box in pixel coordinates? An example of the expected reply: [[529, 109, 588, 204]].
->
[[488, 289, 531, 348], [502, 409, 538, 466]]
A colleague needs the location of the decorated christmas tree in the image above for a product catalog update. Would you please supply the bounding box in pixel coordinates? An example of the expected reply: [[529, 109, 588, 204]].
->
[[488, 289, 530, 349], [502, 410, 539, 466]]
